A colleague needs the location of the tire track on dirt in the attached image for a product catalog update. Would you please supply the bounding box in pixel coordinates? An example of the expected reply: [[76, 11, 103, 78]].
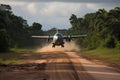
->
[[44, 52, 95, 80], [66, 52, 95, 80]]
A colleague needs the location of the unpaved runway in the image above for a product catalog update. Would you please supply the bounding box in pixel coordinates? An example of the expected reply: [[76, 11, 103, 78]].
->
[[44, 52, 95, 80], [0, 52, 120, 80]]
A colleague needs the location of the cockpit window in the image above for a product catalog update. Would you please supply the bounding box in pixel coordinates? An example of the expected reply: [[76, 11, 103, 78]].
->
[[56, 33, 62, 37]]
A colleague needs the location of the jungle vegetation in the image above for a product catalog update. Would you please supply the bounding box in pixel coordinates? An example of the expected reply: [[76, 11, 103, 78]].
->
[[0, 4, 120, 52], [0, 4, 44, 52], [68, 7, 120, 50]]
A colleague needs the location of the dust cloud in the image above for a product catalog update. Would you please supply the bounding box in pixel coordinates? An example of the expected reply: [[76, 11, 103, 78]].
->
[[36, 41, 80, 52]]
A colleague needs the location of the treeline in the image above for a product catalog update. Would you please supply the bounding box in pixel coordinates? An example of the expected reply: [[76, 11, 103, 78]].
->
[[68, 7, 120, 49], [1, 4, 120, 52], [0, 4, 44, 52]]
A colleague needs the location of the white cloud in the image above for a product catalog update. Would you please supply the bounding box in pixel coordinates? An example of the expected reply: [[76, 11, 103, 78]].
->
[[39, 2, 83, 17], [0, 0, 119, 30], [27, 3, 37, 14], [2, 0, 120, 3], [86, 3, 119, 11], [0, 0, 27, 6]]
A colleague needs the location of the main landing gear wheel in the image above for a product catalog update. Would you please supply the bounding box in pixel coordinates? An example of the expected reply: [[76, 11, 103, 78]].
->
[[52, 44, 55, 48], [61, 44, 64, 47]]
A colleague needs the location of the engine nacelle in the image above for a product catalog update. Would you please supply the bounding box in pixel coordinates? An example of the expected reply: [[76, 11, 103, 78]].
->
[[66, 35, 72, 42], [48, 35, 50, 42]]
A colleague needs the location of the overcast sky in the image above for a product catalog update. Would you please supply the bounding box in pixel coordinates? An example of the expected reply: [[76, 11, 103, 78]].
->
[[0, 0, 120, 30]]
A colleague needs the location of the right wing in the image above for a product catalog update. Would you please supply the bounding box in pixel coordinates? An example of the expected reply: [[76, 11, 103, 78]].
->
[[31, 36, 53, 39], [63, 35, 87, 39]]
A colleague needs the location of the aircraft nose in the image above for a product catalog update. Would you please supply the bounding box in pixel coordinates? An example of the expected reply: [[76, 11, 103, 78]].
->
[[54, 36, 58, 39]]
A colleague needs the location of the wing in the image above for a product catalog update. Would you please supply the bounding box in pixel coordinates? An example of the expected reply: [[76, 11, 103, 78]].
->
[[63, 35, 87, 39], [31, 36, 53, 39]]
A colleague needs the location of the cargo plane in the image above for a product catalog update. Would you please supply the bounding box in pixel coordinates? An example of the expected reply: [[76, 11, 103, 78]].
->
[[32, 30, 87, 48]]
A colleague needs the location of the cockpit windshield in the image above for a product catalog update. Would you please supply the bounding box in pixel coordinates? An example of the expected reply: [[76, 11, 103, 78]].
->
[[55, 33, 63, 37]]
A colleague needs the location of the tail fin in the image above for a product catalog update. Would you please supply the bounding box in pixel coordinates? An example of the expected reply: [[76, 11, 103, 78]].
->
[[56, 28, 59, 33]]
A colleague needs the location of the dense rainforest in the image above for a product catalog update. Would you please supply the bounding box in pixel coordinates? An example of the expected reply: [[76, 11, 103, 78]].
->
[[0, 4, 120, 52], [0, 4, 44, 52], [68, 7, 120, 50]]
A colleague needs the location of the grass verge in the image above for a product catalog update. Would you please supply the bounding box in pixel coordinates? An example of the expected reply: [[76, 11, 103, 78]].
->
[[81, 48, 120, 68], [10, 48, 35, 53], [0, 48, 35, 64]]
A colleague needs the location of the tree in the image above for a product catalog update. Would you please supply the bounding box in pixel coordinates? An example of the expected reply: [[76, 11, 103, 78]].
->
[[32, 22, 42, 30], [69, 14, 78, 25], [0, 4, 46, 48], [68, 6, 120, 49], [0, 29, 11, 52], [0, 4, 11, 11]]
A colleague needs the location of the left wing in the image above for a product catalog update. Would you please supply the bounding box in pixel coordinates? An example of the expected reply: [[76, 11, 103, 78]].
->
[[31, 36, 53, 39]]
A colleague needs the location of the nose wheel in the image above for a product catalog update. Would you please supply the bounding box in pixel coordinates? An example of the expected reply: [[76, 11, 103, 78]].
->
[[61, 44, 64, 47], [52, 43, 64, 48], [52, 44, 55, 48]]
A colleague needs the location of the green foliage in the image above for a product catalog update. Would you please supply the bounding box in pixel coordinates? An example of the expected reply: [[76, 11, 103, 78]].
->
[[103, 36, 116, 48], [27, 22, 43, 35], [68, 7, 120, 49], [0, 4, 45, 48], [0, 48, 35, 64], [32, 22, 42, 30], [82, 48, 120, 65], [10, 48, 35, 53], [0, 4, 11, 11], [0, 29, 11, 52], [116, 42, 120, 49]]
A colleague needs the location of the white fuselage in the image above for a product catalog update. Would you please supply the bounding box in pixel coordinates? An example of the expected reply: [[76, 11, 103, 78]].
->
[[52, 33, 64, 47]]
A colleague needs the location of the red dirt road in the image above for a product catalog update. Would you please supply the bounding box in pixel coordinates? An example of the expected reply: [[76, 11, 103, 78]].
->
[[0, 52, 120, 80]]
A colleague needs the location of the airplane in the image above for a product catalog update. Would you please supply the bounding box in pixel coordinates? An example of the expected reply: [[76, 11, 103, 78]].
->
[[32, 30, 87, 48]]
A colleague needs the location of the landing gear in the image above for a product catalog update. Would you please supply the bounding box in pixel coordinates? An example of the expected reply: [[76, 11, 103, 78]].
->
[[52, 44, 55, 48], [61, 44, 64, 47], [52, 42, 64, 48]]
